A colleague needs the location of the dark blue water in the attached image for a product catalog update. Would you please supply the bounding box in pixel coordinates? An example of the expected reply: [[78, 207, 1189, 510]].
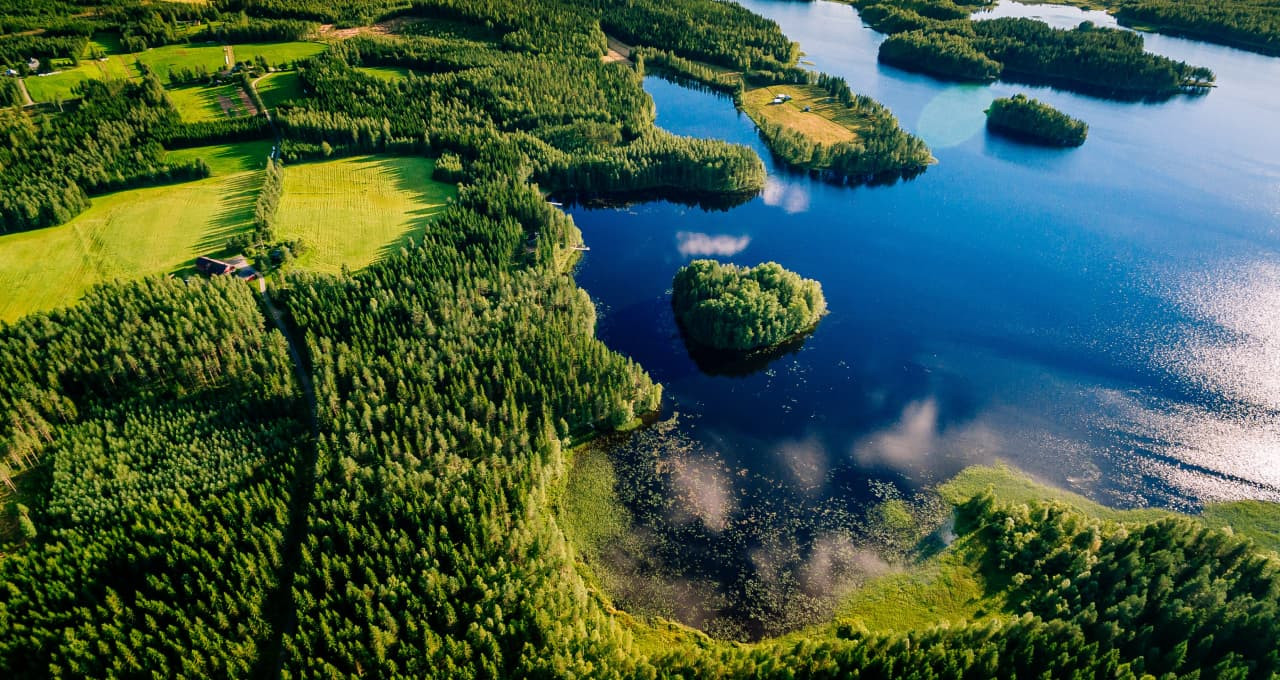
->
[[571, 0, 1280, 512]]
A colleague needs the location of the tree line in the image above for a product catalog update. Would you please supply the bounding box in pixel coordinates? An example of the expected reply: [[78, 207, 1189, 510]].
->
[[1115, 0, 1280, 56]]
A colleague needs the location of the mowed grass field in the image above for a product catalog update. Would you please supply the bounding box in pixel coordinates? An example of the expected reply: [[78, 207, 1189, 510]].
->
[[740, 84, 871, 146], [167, 83, 257, 122], [134, 43, 228, 82], [275, 156, 454, 274], [234, 41, 327, 67], [0, 143, 268, 322]]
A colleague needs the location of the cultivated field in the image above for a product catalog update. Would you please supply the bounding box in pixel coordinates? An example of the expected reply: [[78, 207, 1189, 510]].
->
[[23, 54, 137, 103], [274, 156, 454, 274], [21, 37, 323, 104], [0, 149, 446, 322], [740, 84, 867, 146], [166, 139, 272, 175], [234, 41, 327, 67], [134, 43, 228, 82], [167, 82, 258, 121]]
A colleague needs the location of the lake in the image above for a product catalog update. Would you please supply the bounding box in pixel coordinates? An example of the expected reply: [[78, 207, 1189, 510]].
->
[[567, 0, 1280, 634]]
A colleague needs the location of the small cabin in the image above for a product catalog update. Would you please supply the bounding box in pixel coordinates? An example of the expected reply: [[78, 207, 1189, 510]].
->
[[27, 58, 39, 71]]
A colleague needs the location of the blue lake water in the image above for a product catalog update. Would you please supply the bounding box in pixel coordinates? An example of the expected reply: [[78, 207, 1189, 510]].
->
[[570, 0, 1280, 516]]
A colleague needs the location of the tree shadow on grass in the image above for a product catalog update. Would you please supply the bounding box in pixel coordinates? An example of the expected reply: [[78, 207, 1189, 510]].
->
[[186, 172, 261, 269], [372, 156, 456, 265]]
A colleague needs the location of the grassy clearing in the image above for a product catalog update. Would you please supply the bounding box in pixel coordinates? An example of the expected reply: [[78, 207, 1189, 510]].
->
[[23, 71, 91, 103], [167, 83, 256, 122], [938, 464, 1174, 523], [829, 546, 1002, 634], [22, 40, 320, 104], [166, 140, 272, 175], [740, 84, 869, 146], [23, 55, 137, 103], [357, 66, 413, 82], [0, 166, 261, 323], [255, 71, 304, 108], [274, 156, 453, 274], [1202, 500, 1280, 555], [234, 41, 326, 68]]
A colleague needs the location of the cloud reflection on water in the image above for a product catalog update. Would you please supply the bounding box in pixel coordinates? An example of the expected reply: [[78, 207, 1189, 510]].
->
[[676, 231, 751, 257], [761, 176, 811, 214]]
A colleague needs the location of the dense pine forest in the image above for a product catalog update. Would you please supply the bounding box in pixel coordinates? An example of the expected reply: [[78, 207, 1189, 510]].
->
[[2, 0, 1280, 678]]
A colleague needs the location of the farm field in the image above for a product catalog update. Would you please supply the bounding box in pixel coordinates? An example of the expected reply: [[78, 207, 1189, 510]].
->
[[255, 70, 303, 108], [740, 84, 868, 145], [233, 41, 327, 67], [167, 82, 257, 121], [274, 156, 454, 274], [0, 164, 261, 322], [23, 55, 137, 102], [20, 39, 323, 104], [133, 43, 228, 82]]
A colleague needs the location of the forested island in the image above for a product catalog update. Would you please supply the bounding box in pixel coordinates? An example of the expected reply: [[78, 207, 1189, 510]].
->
[[854, 0, 1217, 98], [1, 0, 1279, 678], [672, 259, 828, 351], [986, 93, 1088, 146], [999, 0, 1280, 57]]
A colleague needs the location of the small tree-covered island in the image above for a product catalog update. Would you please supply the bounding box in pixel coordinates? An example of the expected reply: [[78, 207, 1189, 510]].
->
[[673, 259, 828, 351], [986, 94, 1089, 146]]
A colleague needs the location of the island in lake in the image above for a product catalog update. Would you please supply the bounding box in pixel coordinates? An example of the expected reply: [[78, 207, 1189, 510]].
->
[[986, 93, 1089, 146], [672, 259, 828, 351]]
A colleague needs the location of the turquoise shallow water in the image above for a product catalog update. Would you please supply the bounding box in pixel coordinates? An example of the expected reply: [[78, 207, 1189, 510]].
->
[[570, 1, 1280, 513]]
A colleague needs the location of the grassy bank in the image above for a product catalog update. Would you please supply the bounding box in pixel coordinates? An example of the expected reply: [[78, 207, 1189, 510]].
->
[[740, 84, 864, 146]]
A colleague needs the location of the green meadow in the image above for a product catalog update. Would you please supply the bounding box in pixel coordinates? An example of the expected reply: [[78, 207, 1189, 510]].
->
[[22, 40, 327, 103], [274, 155, 454, 274], [167, 82, 258, 121], [233, 41, 326, 67], [254, 70, 304, 108], [357, 66, 414, 82], [0, 142, 270, 322]]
